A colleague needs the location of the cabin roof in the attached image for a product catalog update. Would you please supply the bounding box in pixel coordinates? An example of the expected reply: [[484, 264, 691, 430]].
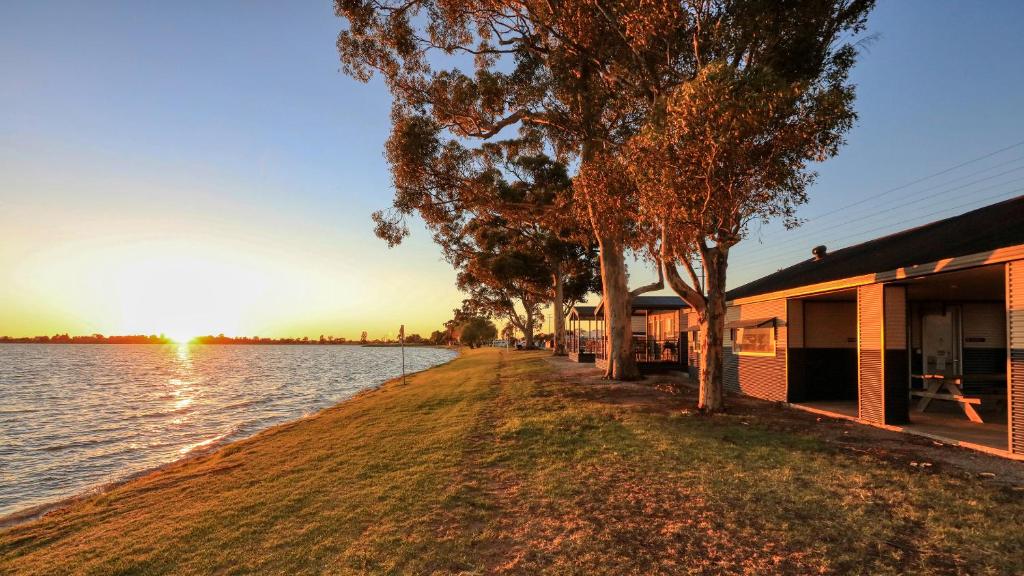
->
[[570, 305, 597, 320], [594, 295, 689, 315], [727, 194, 1024, 301]]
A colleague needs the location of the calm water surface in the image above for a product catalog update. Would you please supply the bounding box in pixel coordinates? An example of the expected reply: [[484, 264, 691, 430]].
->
[[0, 344, 455, 517]]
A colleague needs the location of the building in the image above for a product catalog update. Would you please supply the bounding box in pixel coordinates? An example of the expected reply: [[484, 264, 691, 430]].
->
[[723, 195, 1024, 458], [569, 295, 691, 373], [567, 305, 599, 362]]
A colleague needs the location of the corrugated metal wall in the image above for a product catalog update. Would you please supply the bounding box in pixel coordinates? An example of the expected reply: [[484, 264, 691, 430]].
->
[[631, 314, 647, 334], [858, 284, 885, 424], [684, 310, 701, 374], [724, 299, 788, 401], [787, 299, 804, 348], [805, 301, 857, 348], [646, 310, 679, 340], [1009, 261, 1024, 454], [963, 303, 1008, 348], [962, 303, 1008, 375], [883, 285, 909, 424], [884, 286, 907, 350], [858, 284, 910, 425]]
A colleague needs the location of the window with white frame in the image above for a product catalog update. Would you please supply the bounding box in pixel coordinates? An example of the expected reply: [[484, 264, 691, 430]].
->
[[733, 326, 776, 356]]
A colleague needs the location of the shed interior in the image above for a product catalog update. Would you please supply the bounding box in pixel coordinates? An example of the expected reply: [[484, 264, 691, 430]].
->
[[787, 289, 859, 416], [902, 264, 1008, 450]]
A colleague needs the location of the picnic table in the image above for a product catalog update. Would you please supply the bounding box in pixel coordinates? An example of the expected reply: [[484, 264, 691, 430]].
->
[[910, 373, 983, 423]]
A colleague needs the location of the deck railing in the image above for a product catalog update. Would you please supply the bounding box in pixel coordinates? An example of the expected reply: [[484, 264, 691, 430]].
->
[[594, 334, 685, 364], [568, 336, 602, 355], [638, 337, 683, 363]]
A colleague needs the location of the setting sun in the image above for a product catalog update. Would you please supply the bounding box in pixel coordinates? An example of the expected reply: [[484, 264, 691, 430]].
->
[[166, 331, 197, 344], [97, 242, 260, 339]]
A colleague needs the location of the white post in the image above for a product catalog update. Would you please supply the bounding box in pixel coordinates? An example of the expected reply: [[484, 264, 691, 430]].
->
[[400, 324, 406, 385]]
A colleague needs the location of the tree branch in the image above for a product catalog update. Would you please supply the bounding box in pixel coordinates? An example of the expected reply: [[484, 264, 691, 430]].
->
[[630, 261, 664, 297]]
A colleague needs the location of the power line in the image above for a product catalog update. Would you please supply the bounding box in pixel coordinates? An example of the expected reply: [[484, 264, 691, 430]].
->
[[741, 168, 1024, 258], [753, 151, 1024, 240], [744, 186, 1024, 271], [771, 138, 1024, 226]]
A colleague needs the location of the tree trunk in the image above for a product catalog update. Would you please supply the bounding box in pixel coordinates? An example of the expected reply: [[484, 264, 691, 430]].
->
[[523, 306, 536, 349], [698, 247, 729, 411], [523, 321, 535, 349], [552, 266, 566, 355], [598, 233, 641, 380]]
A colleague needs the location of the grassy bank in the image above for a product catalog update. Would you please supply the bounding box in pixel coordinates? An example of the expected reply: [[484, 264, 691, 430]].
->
[[2, 349, 1022, 575]]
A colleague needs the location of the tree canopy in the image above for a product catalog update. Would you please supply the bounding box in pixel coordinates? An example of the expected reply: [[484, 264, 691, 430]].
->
[[337, 0, 875, 408]]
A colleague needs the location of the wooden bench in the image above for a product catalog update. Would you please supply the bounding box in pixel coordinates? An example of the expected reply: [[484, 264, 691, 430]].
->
[[910, 374, 983, 423]]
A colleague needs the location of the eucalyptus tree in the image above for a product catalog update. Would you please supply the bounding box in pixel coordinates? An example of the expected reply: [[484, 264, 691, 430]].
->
[[624, 0, 874, 411], [454, 220, 597, 352], [368, 107, 595, 353], [335, 0, 690, 379], [470, 153, 599, 355]]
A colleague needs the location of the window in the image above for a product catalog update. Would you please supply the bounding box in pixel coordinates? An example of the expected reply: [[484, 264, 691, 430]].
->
[[734, 326, 776, 356]]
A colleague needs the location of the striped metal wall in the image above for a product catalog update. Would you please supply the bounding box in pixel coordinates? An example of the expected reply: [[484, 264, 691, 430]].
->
[[963, 303, 1008, 349], [631, 315, 647, 334], [805, 301, 857, 348], [787, 299, 804, 349], [884, 287, 907, 351], [1009, 261, 1024, 454], [684, 310, 701, 373], [858, 284, 885, 424], [723, 299, 788, 402], [883, 285, 909, 424]]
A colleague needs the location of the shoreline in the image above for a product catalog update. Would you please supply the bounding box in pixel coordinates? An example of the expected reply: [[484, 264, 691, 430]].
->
[[0, 347, 462, 529]]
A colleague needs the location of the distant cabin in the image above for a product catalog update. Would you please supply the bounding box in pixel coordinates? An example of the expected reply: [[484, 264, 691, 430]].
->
[[569, 296, 691, 374]]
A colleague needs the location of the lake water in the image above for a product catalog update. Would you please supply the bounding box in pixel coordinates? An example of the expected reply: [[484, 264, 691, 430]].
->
[[0, 344, 456, 517]]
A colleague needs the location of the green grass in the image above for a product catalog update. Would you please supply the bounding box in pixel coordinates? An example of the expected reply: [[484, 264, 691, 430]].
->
[[2, 349, 1022, 575]]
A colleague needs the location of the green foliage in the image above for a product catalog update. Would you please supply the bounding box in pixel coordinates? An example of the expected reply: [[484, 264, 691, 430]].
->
[[458, 317, 497, 348]]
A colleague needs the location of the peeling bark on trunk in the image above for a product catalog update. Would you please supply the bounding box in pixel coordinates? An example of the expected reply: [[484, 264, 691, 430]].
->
[[598, 233, 641, 380], [552, 266, 566, 355], [698, 247, 728, 412]]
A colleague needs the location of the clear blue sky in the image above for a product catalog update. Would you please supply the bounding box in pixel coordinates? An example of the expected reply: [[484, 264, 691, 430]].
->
[[1, 1, 1023, 337]]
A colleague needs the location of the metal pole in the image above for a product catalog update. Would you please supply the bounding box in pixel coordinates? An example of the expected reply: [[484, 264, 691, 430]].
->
[[400, 325, 406, 385]]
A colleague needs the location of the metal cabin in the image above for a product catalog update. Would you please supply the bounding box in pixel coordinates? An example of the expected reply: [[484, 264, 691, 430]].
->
[[724, 195, 1024, 459]]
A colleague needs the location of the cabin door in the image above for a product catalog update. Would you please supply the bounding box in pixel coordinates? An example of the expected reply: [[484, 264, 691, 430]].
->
[[921, 306, 962, 377]]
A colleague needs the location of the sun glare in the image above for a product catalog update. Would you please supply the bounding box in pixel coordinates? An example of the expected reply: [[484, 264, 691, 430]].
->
[[95, 243, 265, 339]]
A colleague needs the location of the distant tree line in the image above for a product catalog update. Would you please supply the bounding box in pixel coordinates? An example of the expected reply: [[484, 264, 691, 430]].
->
[[0, 334, 173, 344], [0, 332, 450, 346]]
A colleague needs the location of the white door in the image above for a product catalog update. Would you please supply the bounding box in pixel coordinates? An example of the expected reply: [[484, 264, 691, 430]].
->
[[922, 307, 962, 376]]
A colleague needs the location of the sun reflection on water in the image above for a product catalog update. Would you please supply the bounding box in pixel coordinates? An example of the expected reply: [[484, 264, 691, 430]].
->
[[175, 340, 192, 363], [170, 343, 196, 417]]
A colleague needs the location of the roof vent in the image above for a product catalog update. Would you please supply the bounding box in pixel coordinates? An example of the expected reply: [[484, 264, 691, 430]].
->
[[812, 245, 828, 260]]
